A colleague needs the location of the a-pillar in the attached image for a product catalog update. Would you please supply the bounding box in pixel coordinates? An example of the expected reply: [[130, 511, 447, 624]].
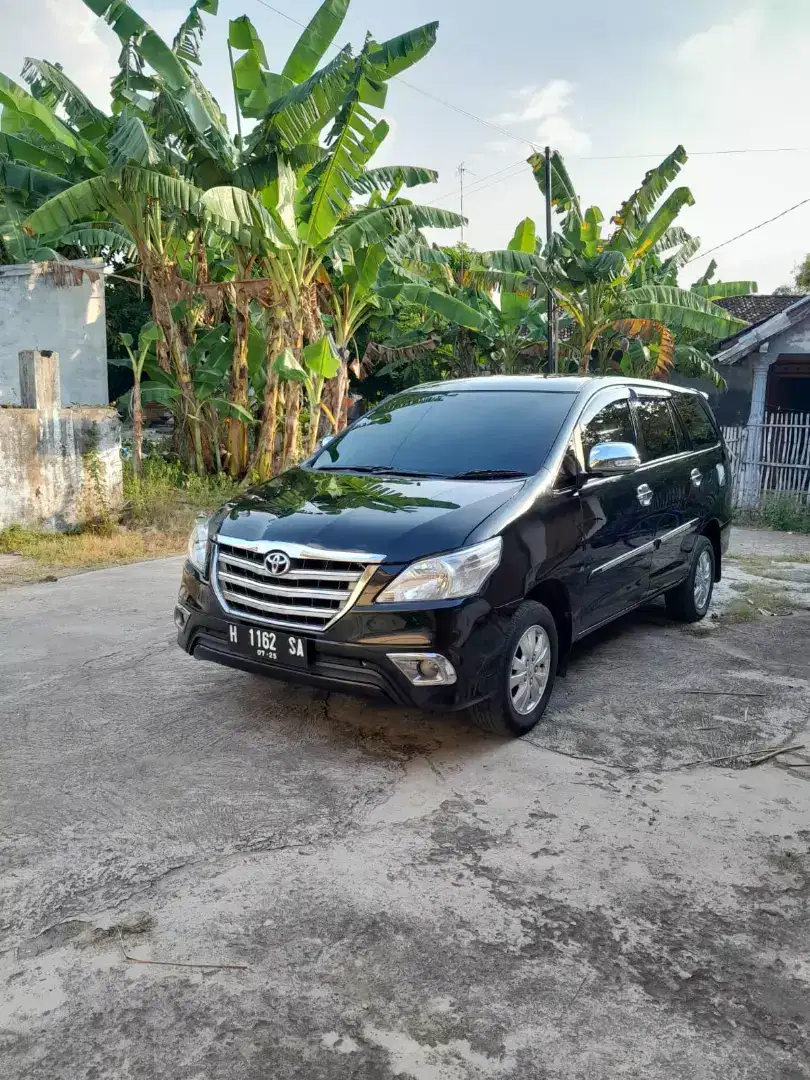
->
[[737, 346, 773, 509]]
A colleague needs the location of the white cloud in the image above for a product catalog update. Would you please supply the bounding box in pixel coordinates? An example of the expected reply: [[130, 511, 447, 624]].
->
[[499, 79, 574, 123], [674, 9, 762, 69], [0, 0, 118, 111], [662, 5, 810, 289], [495, 79, 590, 155]]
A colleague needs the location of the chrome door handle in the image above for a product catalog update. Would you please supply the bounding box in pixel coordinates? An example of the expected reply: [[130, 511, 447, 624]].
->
[[690, 468, 702, 488], [636, 483, 653, 507]]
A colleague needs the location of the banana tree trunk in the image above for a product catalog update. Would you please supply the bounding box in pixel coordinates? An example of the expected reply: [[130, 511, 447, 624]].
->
[[131, 372, 143, 477], [282, 381, 301, 472], [228, 289, 251, 478], [306, 376, 326, 456], [147, 261, 204, 475], [251, 369, 280, 480]]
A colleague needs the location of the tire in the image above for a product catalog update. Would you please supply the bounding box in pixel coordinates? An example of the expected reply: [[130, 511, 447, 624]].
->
[[665, 535, 715, 623], [468, 600, 558, 737]]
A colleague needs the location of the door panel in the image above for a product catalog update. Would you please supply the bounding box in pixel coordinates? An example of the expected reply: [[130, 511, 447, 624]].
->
[[572, 389, 654, 633], [639, 455, 696, 593], [632, 394, 693, 594], [577, 474, 655, 631]]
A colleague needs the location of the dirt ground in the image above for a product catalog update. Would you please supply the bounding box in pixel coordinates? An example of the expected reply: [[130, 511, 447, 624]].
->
[[1, 530, 810, 1079]]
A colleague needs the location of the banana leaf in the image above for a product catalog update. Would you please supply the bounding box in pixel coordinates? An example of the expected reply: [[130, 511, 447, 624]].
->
[[21, 58, 108, 139], [621, 285, 747, 338], [376, 283, 486, 330], [282, 0, 350, 84], [23, 176, 116, 234], [173, 0, 219, 66], [107, 115, 162, 169], [0, 160, 71, 200], [0, 72, 104, 168], [334, 202, 463, 250], [351, 165, 438, 194], [262, 47, 353, 148], [80, 0, 190, 92], [368, 23, 439, 78]]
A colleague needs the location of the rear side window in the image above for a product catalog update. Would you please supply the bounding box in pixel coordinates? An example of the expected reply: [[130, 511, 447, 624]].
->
[[634, 397, 681, 461], [673, 394, 719, 450], [580, 398, 636, 464]]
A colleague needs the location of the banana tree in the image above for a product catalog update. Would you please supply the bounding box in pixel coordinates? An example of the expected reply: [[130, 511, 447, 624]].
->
[[201, 19, 467, 478], [114, 322, 164, 474], [486, 148, 752, 385]]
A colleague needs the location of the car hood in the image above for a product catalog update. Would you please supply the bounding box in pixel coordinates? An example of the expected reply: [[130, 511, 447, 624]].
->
[[214, 467, 526, 564]]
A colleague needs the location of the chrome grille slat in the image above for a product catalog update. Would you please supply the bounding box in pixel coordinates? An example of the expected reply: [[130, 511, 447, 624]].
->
[[213, 539, 383, 634], [217, 570, 349, 601], [218, 551, 362, 583], [220, 589, 339, 620]]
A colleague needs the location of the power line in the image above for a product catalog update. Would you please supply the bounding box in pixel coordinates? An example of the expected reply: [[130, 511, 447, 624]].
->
[[686, 199, 810, 264], [425, 158, 526, 206], [252, 0, 810, 166], [251, 0, 538, 151], [395, 78, 537, 151], [252, 0, 810, 263]]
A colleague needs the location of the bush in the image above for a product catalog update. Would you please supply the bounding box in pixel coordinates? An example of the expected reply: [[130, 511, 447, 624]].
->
[[123, 454, 241, 534], [759, 494, 810, 534]]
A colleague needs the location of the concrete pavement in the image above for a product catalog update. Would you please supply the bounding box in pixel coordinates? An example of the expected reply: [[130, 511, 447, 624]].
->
[[1, 550, 809, 1079]]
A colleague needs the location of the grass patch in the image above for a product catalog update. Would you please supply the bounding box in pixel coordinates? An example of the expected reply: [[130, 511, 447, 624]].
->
[[0, 456, 243, 574], [735, 495, 810, 534], [761, 495, 810, 534], [728, 580, 795, 616], [122, 456, 241, 536], [721, 599, 759, 624], [729, 553, 810, 569]]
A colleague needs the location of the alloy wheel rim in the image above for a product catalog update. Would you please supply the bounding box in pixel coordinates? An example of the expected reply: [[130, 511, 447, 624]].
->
[[510, 625, 551, 716], [693, 549, 713, 610]]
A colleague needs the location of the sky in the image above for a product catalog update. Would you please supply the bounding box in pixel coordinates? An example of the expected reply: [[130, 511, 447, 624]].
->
[[1, 0, 809, 290]]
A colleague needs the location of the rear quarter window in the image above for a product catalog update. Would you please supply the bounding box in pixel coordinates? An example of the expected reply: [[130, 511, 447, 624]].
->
[[634, 397, 681, 461], [673, 394, 720, 450]]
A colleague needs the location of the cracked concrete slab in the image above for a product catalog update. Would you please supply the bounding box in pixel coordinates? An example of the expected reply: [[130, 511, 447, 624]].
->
[[1, 539, 809, 1079]]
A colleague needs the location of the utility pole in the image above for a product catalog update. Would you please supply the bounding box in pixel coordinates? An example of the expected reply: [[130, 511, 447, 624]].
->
[[457, 161, 466, 282], [544, 145, 557, 374]]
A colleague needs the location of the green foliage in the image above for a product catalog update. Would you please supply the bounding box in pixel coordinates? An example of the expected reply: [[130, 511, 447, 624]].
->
[[759, 495, 810, 534], [123, 453, 240, 529]]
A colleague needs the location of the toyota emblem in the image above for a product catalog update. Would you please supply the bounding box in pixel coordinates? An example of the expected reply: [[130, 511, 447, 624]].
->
[[265, 551, 291, 577]]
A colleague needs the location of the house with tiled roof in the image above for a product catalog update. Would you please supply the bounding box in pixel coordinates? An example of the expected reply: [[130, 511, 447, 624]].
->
[[694, 294, 810, 507], [697, 294, 810, 426]]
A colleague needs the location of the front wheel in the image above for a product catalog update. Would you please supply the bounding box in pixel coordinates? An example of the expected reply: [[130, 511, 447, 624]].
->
[[665, 535, 715, 622], [468, 601, 558, 737]]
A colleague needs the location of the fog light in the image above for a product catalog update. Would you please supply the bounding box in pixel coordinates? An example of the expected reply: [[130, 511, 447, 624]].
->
[[418, 659, 441, 681], [174, 605, 189, 630], [388, 653, 457, 686]]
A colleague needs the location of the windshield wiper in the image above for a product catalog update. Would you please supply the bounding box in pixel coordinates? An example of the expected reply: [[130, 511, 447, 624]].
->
[[315, 466, 445, 478], [451, 469, 528, 480]]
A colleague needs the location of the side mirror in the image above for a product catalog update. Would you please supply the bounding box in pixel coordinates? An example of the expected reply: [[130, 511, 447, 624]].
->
[[587, 441, 640, 476], [316, 434, 336, 452]]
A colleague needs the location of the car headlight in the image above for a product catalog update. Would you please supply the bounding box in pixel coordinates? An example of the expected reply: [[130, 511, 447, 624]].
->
[[375, 537, 502, 604], [187, 516, 211, 576]]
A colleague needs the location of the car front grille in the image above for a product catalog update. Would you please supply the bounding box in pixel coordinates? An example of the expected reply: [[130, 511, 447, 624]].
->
[[213, 539, 379, 633]]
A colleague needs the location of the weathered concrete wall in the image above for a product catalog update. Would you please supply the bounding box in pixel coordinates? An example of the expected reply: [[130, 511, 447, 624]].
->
[[0, 261, 108, 407], [0, 407, 123, 530]]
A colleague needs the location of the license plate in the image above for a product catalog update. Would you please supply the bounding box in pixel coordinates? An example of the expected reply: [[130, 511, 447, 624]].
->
[[226, 624, 310, 669]]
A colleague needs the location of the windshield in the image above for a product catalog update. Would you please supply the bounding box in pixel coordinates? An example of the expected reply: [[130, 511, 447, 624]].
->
[[310, 389, 577, 479]]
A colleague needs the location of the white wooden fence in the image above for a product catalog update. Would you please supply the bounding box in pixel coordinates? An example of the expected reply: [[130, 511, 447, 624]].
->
[[722, 413, 810, 509]]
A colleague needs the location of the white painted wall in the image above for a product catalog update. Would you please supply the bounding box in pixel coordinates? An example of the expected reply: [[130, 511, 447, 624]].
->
[[0, 260, 108, 406]]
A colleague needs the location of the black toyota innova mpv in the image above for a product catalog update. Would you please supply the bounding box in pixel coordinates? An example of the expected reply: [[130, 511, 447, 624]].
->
[[175, 376, 731, 736]]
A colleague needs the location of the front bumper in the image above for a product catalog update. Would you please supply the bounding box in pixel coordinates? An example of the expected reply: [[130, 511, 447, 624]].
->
[[176, 564, 514, 711]]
